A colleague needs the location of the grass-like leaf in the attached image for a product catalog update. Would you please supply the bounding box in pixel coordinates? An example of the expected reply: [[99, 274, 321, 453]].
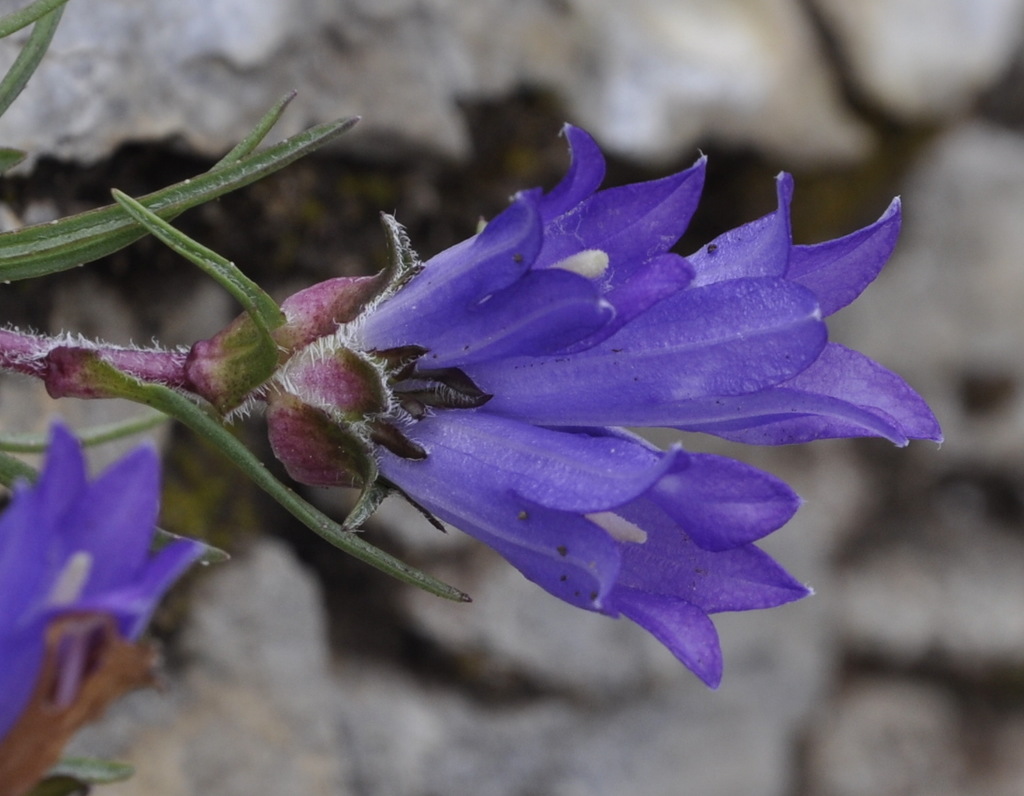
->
[[45, 757, 133, 785], [0, 147, 27, 173], [213, 90, 297, 168], [0, 0, 71, 39], [0, 1, 65, 120], [154, 527, 230, 565], [0, 447, 37, 485], [111, 189, 285, 334], [0, 115, 359, 282], [0, 409, 169, 454]]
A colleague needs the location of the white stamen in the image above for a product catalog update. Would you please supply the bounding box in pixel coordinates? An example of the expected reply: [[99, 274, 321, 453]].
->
[[551, 249, 610, 279], [49, 551, 93, 606], [586, 512, 648, 544]]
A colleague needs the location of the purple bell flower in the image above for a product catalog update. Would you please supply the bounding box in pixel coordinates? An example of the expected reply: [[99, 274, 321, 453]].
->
[[267, 125, 940, 686], [0, 424, 202, 741]]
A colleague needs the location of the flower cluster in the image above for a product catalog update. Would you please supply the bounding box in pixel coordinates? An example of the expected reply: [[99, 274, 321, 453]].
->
[[261, 126, 940, 686], [0, 425, 201, 749]]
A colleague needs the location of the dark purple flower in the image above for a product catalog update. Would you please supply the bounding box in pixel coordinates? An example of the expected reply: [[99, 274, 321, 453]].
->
[[0, 424, 202, 741], [266, 126, 939, 686]]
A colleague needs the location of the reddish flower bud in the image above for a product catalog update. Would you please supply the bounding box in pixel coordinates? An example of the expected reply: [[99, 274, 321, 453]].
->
[[265, 392, 377, 488], [184, 312, 280, 413], [275, 275, 385, 351]]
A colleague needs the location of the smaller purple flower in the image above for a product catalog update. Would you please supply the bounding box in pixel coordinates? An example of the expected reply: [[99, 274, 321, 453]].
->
[[0, 424, 202, 742]]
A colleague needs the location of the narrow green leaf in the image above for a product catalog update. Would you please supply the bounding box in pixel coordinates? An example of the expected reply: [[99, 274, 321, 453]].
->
[[0, 115, 360, 282], [25, 775, 88, 796], [83, 359, 470, 602], [0, 0, 71, 39], [0, 147, 27, 173], [379, 212, 423, 295], [343, 480, 391, 531], [47, 756, 133, 784], [0, 447, 37, 486], [154, 527, 230, 564], [0, 409, 169, 453], [0, 3, 65, 120], [213, 90, 297, 168], [111, 189, 285, 333]]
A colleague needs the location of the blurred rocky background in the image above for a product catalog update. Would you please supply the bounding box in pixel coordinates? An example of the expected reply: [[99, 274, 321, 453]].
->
[[2, 0, 1024, 794]]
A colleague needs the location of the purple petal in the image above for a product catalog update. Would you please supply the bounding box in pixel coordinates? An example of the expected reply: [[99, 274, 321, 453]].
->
[[0, 481, 52, 618], [377, 415, 626, 608], [614, 498, 810, 613], [360, 191, 543, 351], [0, 422, 203, 737], [536, 157, 707, 286], [71, 444, 160, 592], [537, 124, 607, 221], [385, 411, 672, 513], [472, 278, 826, 426], [561, 253, 695, 353], [0, 624, 47, 739], [688, 172, 793, 285], [34, 423, 88, 540], [609, 588, 724, 688], [788, 198, 901, 316], [649, 453, 802, 551], [81, 538, 204, 639], [465, 499, 623, 611], [412, 268, 613, 369], [672, 343, 943, 445]]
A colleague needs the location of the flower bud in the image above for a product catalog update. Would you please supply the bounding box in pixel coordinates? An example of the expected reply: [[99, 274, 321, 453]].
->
[[275, 275, 385, 351], [184, 309, 280, 413], [280, 344, 389, 420], [185, 276, 386, 414], [265, 392, 377, 488]]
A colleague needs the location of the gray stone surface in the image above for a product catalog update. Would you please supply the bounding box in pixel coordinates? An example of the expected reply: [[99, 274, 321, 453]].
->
[[837, 122, 1024, 467], [7, 4, 1024, 793], [68, 539, 350, 796], [812, 0, 1024, 119], [65, 530, 832, 796], [838, 509, 1024, 669], [805, 679, 967, 796], [0, 0, 870, 167]]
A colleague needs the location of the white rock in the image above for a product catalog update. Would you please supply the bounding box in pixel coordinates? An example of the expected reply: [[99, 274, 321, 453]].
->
[[839, 510, 1024, 668], [560, 0, 870, 165], [805, 679, 967, 796], [812, 0, 1024, 119], [336, 651, 822, 796], [69, 539, 350, 796], [835, 122, 1024, 466], [0, 0, 869, 167]]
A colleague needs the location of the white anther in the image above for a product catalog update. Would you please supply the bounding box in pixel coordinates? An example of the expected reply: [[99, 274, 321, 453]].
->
[[586, 512, 648, 544], [49, 551, 93, 606], [551, 249, 610, 279]]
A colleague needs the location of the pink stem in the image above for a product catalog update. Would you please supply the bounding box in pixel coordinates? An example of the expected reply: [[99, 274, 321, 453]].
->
[[0, 327, 189, 388]]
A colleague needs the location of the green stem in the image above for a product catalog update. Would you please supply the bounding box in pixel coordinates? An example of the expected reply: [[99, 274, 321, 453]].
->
[[88, 361, 469, 602]]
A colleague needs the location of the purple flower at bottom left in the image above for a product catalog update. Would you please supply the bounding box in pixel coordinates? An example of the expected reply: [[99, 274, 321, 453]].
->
[[0, 423, 202, 743]]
